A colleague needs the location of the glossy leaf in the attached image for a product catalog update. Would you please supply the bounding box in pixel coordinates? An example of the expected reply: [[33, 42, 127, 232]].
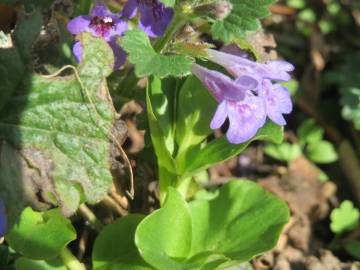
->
[[175, 76, 217, 163], [189, 180, 289, 262], [180, 121, 283, 174], [330, 200, 360, 234], [135, 188, 192, 270], [6, 207, 76, 260], [92, 214, 152, 270], [15, 257, 67, 270], [134, 181, 288, 270], [306, 141, 338, 164], [146, 77, 178, 196], [264, 142, 302, 162]]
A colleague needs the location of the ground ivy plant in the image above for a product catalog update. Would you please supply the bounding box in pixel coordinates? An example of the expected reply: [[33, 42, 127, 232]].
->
[[0, 0, 293, 269]]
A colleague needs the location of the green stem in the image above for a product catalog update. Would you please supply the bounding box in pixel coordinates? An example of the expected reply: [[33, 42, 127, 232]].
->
[[176, 176, 192, 199], [153, 13, 186, 53], [59, 248, 86, 270], [78, 204, 104, 232]]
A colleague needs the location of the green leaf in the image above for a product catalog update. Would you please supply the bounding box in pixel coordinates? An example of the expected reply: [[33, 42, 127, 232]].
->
[[158, 0, 175, 7], [148, 76, 177, 156], [181, 121, 283, 174], [211, 0, 275, 43], [340, 52, 360, 130], [92, 214, 153, 270], [330, 200, 360, 234], [0, 245, 10, 266], [344, 240, 360, 260], [13, 9, 43, 63], [264, 142, 302, 162], [0, 33, 117, 215], [175, 76, 217, 163], [15, 257, 67, 270], [6, 207, 76, 260], [298, 8, 316, 22], [146, 77, 178, 197], [133, 181, 288, 270], [297, 119, 324, 146], [135, 188, 192, 270], [189, 180, 289, 262], [306, 141, 338, 164], [121, 30, 192, 78]]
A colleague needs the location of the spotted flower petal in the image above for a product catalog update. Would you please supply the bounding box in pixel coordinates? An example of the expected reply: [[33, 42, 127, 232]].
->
[[263, 80, 293, 126], [226, 95, 266, 144]]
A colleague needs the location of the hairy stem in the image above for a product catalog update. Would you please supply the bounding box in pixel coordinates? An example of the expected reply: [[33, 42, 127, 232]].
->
[[153, 13, 186, 53]]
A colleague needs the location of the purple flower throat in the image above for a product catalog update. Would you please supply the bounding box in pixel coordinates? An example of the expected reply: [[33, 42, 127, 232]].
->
[[90, 15, 116, 37]]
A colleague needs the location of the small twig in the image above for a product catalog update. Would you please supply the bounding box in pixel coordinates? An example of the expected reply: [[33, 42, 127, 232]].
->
[[110, 188, 129, 210], [77, 227, 89, 261], [102, 195, 128, 216], [78, 204, 104, 232]]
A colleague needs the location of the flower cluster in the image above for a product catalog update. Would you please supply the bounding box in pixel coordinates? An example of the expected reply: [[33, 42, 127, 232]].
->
[[67, 1, 173, 69], [191, 49, 294, 144]]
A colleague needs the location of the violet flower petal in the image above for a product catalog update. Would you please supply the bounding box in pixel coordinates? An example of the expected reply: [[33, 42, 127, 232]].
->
[[139, 4, 173, 37], [226, 95, 266, 144], [67, 15, 91, 35], [206, 49, 294, 82], [191, 63, 254, 102], [91, 2, 112, 17], [105, 19, 128, 41], [210, 100, 228, 129], [264, 81, 293, 125], [72, 41, 83, 63], [138, 6, 158, 37], [0, 198, 7, 237], [122, 0, 138, 18], [108, 40, 127, 70]]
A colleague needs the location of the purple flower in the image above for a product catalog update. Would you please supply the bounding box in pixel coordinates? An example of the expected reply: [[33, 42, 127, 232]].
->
[[205, 49, 294, 125], [0, 198, 7, 237], [67, 2, 128, 69], [262, 80, 293, 126], [191, 49, 294, 144], [206, 49, 295, 82], [191, 63, 266, 144], [122, 0, 174, 37]]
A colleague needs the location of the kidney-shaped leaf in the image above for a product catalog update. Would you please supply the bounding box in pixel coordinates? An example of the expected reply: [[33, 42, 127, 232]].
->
[[189, 180, 289, 262], [135, 188, 192, 270], [6, 207, 76, 260], [15, 257, 67, 270], [92, 214, 153, 270]]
